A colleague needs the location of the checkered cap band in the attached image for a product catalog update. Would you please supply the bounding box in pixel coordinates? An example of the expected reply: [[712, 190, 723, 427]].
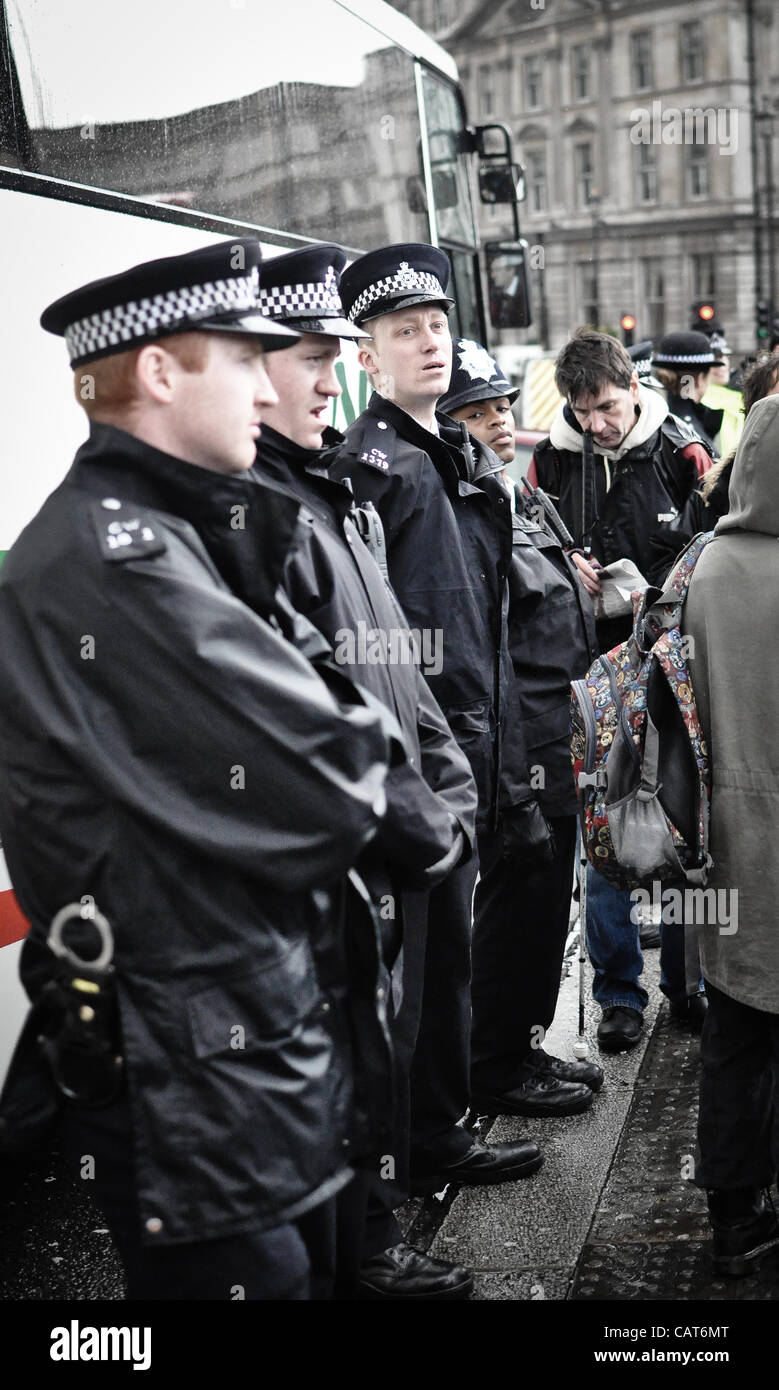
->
[[64, 268, 260, 363], [349, 267, 446, 323], [257, 271, 343, 321], [653, 352, 714, 364]]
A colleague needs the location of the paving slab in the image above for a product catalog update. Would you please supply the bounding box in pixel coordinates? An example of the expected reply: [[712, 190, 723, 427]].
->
[[424, 937, 665, 1291]]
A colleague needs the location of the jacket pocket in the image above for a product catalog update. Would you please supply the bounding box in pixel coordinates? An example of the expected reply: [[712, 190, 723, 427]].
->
[[444, 698, 492, 737], [187, 939, 320, 1060]]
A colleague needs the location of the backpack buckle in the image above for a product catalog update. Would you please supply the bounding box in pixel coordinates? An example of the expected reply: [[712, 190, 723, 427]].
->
[[578, 768, 607, 789]]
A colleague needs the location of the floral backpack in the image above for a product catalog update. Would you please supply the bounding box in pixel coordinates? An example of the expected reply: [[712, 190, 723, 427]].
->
[[570, 533, 713, 891]]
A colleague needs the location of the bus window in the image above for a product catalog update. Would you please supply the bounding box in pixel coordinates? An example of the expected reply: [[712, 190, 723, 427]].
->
[[420, 70, 478, 251], [4, 0, 433, 248], [448, 248, 484, 343]]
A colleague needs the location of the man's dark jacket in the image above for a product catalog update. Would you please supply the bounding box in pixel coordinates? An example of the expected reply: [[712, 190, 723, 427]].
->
[[331, 393, 526, 833], [251, 426, 477, 880], [507, 491, 598, 817], [532, 385, 712, 590], [250, 427, 478, 1192], [0, 423, 399, 1246]]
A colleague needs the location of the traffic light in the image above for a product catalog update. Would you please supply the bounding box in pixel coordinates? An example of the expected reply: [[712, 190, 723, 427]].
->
[[757, 300, 770, 340], [620, 313, 636, 348], [691, 299, 716, 328]]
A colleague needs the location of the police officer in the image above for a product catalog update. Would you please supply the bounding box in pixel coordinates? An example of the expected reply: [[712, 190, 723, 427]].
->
[[331, 244, 544, 1187], [440, 340, 603, 1114], [226, 242, 483, 1298], [0, 239, 403, 1300]]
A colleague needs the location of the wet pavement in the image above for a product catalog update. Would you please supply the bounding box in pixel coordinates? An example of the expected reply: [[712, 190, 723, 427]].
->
[[2, 934, 778, 1309]]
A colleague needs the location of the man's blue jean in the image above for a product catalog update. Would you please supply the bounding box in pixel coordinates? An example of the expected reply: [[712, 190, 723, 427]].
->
[[585, 867, 699, 1013]]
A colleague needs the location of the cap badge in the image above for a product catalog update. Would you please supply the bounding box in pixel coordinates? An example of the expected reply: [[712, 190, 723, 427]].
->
[[458, 340, 501, 382], [396, 261, 417, 288]]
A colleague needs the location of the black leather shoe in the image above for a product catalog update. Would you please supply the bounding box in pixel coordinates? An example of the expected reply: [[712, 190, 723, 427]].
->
[[358, 1243, 473, 1300], [597, 1005, 643, 1053], [530, 1047, 605, 1093], [410, 1136, 543, 1194], [472, 1074, 593, 1117], [669, 992, 708, 1032], [638, 920, 661, 949], [707, 1188, 779, 1277]]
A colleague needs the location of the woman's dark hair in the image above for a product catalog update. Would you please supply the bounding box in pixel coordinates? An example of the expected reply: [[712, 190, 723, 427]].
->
[[741, 352, 779, 418]]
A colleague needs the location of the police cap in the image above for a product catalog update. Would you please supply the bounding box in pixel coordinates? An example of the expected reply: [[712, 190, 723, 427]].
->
[[439, 338, 519, 415], [340, 242, 454, 328], [652, 330, 717, 370], [257, 244, 368, 340], [628, 338, 664, 390], [41, 238, 299, 368]]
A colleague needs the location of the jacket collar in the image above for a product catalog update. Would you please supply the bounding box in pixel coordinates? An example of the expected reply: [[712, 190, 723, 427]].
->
[[71, 421, 253, 518], [73, 423, 300, 613], [367, 391, 505, 486], [548, 382, 668, 461]]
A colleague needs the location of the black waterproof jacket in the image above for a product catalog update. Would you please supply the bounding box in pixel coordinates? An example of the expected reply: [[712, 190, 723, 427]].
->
[[533, 405, 712, 589], [649, 458, 733, 581], [250, 428, 478, 1191], [332, 394, 525, 833], [252, 427, 477, 879], [665, 392, 723, 455], [0, 423, 400, 1245], [507, 489, 598, 817]]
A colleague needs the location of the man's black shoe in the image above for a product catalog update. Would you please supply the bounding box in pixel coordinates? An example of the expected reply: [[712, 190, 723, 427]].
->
[[409, 1136, 543, 1194], [669, 992, 708, 1032], [707, 1187, 779, 1277], [530, 1047, 605, 1093], [472, 1074, 593, 1118], [358, 1243, 473, 1300], [638, 920, 661, 949], [597, 1005, 643, 1053]]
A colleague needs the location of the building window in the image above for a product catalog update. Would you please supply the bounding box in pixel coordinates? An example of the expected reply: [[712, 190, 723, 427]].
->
[[680, 21, 705, 83], [691, 253, 716, 300], [478, 64, 494, 117], [524, 54, 543, 110], [635, 144, 657, 205], [575, 141, 594, 207], [579, 263, 599, 327], [631, 31, 654, 91], [526, 148, 547, 212], [571, 45, 590, 101], [643, 257, 665, 338], [431, 0, 450, 30], [686, 144, 709, 199]]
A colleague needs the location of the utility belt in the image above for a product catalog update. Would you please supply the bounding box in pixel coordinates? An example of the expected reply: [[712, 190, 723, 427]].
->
[[36, 901, 124, 1107]]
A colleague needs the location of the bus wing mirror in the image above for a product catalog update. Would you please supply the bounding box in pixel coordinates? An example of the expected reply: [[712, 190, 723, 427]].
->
[[486, 240, 533, 330], [479, 162, 525, 206]]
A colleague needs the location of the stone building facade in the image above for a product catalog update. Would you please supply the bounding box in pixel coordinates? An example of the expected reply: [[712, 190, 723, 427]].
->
[[394, 0, 779, 356]]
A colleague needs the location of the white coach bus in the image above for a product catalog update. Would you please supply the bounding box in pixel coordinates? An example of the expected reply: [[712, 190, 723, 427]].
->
[[0, 0, 530, 1082]]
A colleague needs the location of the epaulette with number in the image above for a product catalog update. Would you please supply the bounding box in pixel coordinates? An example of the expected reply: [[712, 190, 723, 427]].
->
[[89, 498, 167, 562]]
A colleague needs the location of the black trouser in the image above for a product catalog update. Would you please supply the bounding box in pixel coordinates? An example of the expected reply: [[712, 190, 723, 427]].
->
[[60, 1094, 341, 1300], [470, 814, 577, 1095], [408, 855, 479, 1166], [697, 978, 779, 1191]]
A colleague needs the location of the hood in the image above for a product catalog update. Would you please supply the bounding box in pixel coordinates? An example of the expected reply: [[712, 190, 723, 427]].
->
[[548, 381, 668, 460], [715, 395, 779, 537]]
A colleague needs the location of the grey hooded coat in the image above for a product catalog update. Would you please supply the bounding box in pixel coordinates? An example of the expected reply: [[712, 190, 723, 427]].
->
[[684, 395, 779, 1013]]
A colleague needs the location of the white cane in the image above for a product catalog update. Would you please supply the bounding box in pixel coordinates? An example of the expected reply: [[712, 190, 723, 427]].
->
[[573, 826, 589, 1060]]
